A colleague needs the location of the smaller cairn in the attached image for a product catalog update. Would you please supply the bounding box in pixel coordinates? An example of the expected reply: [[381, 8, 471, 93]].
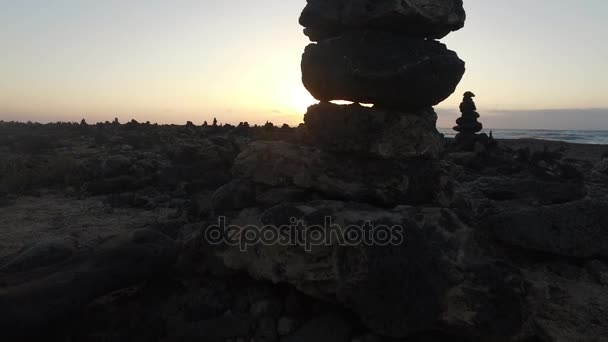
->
[[453, 91, 486, 149]]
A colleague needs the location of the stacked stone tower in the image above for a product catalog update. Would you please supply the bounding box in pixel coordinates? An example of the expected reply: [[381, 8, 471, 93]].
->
[[212, 2, 536, 339], [453, 91, 485, 149], [300, 0, 467, 160]]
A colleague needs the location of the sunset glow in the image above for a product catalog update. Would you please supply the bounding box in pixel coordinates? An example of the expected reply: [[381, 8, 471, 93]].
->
[[1, 0, 607, 128]]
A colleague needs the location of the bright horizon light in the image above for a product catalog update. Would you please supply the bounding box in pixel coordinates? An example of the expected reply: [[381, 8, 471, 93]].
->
[[1, 0, 607, 129]]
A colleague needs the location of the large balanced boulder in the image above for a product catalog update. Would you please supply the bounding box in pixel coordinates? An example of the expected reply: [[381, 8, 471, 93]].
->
[[304, 102, 443, 159], [300, 0, 466, 41], [302, 31, 465, 110]]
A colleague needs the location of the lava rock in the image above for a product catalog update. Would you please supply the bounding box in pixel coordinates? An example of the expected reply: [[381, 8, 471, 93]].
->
[[101, 155, 132, 178], [232, 141, 452, 207], [172, 314, 252, 342], [453, 92, 485, 150], [283, 313, 352, 342], [304, 102, 443, 159], [301, 31, 465, 110], [277, 316, 299, 336], [486, 199, 608, 258], [211, 179, 257, 213], [299, 0, 466, 41], [219, 202, 480, 337], [0, 237, 76, 273], [0, 229, 178, 338]]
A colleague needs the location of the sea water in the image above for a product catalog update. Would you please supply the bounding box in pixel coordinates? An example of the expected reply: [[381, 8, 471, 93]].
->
[[438, 128, 608, 145]]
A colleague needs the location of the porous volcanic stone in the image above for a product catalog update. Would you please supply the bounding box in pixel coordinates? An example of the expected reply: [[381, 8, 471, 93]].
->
[[300, 0, 466, 41], [301, 31, 465, 110], [304, 102, 443, 159]]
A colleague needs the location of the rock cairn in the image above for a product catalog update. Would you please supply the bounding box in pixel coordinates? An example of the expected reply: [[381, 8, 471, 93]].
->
[[300, 0, 466, 159], [453, 91, 485, 149], [210, 2, 491, 340]]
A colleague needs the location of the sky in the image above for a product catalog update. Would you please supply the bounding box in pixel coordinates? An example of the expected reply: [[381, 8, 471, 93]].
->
[[1, 0, 607, 129]]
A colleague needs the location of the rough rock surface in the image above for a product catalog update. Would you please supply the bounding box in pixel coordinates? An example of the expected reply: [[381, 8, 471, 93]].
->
[[0, 229, 178, 338], [304, 102, 443, 159], [231, 141, 452, 207], [284, 313, 352, 342], [218, 201, 526, 339], [2, 121, 608, 341], [301, 31, 465, 110], [300, 0, 466, 41], [486, 199, 608, 258]]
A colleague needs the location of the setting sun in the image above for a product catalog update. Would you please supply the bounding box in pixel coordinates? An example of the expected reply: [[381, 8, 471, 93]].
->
[[290, 85, 317, 114]]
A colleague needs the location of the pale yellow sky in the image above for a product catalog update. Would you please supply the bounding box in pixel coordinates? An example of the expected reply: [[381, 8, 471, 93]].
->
[[1, 0, 607, 128]]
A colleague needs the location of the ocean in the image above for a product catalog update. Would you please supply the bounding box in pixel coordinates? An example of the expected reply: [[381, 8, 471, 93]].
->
[[438, 128, 608, 145]]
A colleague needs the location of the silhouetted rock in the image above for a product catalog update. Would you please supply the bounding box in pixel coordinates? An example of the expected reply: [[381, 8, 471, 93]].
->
[[0, 229, 177, 338], [486, 199, 608, 258], [211, 179, 257, 212], [302, 31, 465, 110], [304, 102, 443, 159], [593, 158, 608, 176], [300, 0, 466, 41], [219, 201, 526, 338], [453, 92, 486, 150], [0, 237, 76, 273], [101, 154, 132, 177], [283, 313, 351, 342], [232, 141, 452, 207]]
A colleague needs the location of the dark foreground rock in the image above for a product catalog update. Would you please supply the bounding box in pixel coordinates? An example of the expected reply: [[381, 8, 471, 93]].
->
[[304, 102, 443, 159], [230, 141, 453, 207], [300, 0, 466, 41], [218, 201, 527, 339], [0, 229, 177, 338], [301, 31, 465, 110], [1, 121, 607, 341], [486, 199, 608, 258], [284, 313, 352, 342]]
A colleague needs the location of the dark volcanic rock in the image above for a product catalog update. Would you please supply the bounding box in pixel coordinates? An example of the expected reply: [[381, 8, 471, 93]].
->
[[301, 31, 465, 110], [486, 199, 608, 258], [300, 0, 466, 41], [0, 229, 178, 338], [211, 179, 257, 213], [172, 314, 252, 342], [0, 237, 76, 273], [304, 102, 443, 159], [219, 201, 526, 338], [232, 141, 452, 207], [284, 313, 352, 342], [453, 92, 486, 150]]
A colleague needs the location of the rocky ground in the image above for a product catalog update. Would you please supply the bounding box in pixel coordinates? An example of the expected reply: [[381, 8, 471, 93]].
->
[[1, 121, 608, 341]]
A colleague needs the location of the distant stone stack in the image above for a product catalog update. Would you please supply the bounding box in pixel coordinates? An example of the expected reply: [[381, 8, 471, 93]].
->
[[453, 91, 487, 150], [300, 0, 467, 159]]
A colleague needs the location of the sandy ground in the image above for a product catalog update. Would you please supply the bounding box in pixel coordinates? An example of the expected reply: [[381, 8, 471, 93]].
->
[[0, 194, 170, 260]]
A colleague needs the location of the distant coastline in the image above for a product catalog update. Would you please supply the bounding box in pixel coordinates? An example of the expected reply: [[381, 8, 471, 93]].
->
[[439, 127, 608, 145]]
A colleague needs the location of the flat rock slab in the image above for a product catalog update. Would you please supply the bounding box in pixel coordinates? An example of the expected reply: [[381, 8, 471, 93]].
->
[[302, 31, 465, 109], [300, 0, 466, 41], [304, 102, 443, 159]]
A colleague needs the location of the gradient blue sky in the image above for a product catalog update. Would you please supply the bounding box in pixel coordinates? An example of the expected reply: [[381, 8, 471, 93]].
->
[[1, 0, 607, 129]]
